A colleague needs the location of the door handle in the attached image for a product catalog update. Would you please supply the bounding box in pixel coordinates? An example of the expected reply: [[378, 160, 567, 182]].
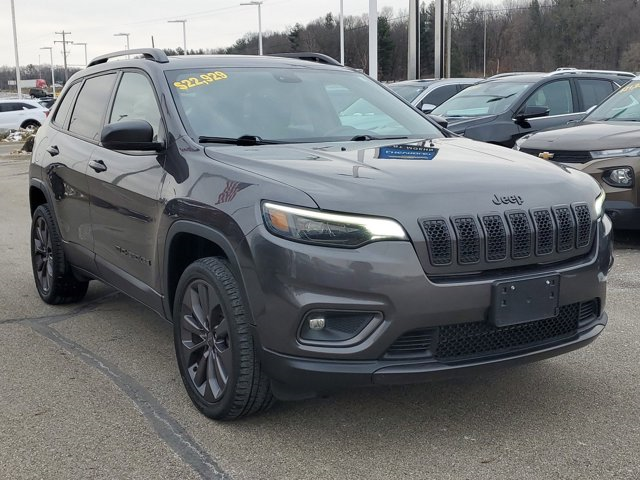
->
[[89, 159, 107, 173], [46, 145, 59, 156]]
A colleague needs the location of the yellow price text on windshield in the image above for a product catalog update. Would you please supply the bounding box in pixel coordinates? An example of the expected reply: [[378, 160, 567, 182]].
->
[[173, 72, 228, 90], [620, 82, 640, 93]]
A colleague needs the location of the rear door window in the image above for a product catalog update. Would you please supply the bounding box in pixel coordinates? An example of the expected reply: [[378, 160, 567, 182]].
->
[[421, 85, 458, 107], [68, 73, 117, 140], [52, 82, 81, 128], [577, 79, 615, 110]]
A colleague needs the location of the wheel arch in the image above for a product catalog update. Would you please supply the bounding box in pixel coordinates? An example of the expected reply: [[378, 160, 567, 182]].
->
[[163, 221, 252, 322], [29, 178, 52, 216]]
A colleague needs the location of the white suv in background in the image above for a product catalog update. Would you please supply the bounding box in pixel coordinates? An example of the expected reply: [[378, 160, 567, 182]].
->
[[0, 99, 49, 132]]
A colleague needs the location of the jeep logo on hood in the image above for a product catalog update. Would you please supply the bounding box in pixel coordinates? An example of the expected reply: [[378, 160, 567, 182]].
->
[[492, 194, 524, 206]]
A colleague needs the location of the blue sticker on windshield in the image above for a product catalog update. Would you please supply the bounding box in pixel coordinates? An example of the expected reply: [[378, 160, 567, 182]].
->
[[377, 145, 438, 160]]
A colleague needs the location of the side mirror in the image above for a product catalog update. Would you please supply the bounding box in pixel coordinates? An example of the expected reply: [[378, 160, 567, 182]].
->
[[421, 103, 437, 114], [514, 105, 550, 124], [101, 120, 163, 151], [428, 114, 448, 129]]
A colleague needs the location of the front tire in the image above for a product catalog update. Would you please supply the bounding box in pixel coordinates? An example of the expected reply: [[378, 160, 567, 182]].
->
[[30, 204, 89, 304], [173, 257, 274, 420]]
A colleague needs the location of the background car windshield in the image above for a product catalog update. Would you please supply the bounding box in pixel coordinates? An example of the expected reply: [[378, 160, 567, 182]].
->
[[166, 67, 442, 142], [586, 81, 640, 121], [388, 84, 429, 102], [432, 81, 532, 117]]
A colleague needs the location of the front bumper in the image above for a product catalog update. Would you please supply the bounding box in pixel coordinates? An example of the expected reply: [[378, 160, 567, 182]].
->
[[244, 216, 613, 394], [259, 318, 606, 393]]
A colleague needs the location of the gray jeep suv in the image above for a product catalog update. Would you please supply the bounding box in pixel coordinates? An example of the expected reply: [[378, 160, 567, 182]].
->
[[28, 49, 612, 420]]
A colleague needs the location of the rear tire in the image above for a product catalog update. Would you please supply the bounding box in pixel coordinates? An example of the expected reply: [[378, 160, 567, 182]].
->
[[22, 120, 40, 133], [173, 257, 274, 420], [30, 204, 89, 304]]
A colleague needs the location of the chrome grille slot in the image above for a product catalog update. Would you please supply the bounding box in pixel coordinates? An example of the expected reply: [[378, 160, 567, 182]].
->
[[452, 216, 480, 264]]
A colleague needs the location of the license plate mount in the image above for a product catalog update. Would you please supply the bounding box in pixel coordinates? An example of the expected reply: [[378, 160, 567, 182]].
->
[[490, 275, 560, 327]]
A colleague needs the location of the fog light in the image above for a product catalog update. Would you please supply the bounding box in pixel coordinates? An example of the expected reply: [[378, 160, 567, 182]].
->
[[602, 167, 634, 188], [308, 316, 326, 330], [298, 310, 383, 346]]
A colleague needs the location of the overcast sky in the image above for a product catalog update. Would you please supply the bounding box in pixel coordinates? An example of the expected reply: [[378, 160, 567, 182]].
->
[[1, 0, 460, 68]]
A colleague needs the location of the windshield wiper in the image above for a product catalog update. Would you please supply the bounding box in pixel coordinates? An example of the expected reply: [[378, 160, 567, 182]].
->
[[349, 135, 409, 141], [486, 93, 516, 103], [199, 135, 284, 146]]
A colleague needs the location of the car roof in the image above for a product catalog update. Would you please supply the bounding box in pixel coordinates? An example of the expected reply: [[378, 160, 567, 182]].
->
[[79, 49, 347, 80], [391, 78, 481, 87], [0, 98, 43, 106]]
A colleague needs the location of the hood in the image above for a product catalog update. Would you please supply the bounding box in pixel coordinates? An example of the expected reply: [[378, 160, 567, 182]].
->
[[521, 121, 640, 151], [204, 137, 600, 220], [443, 115, 497, 133]]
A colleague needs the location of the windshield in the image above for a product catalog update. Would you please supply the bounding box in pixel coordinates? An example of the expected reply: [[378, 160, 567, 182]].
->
[[586, 80, 640, 121], [388, 83, 429, 102], [165, 67, 442, 143], [432, 81, 532, 117]]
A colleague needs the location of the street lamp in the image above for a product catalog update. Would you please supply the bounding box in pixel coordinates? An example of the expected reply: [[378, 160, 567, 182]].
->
[[73, 42, 88, 67], [339, 0, 344, 65], [240, 1, 263, 55], [168, 20, 187, 55], [10, 0, 22, 98], [40, 47, 55, 97], [114, 32, 130, 51]]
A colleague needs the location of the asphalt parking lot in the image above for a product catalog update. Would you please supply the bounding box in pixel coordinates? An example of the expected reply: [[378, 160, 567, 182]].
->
[[1, 147, 639, 480]]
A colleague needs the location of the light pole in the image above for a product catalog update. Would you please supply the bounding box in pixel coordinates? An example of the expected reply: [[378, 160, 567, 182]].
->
[[10, 0, 22, 98], [368, 0, 377, 80], [74, 42, 88, 67], [40, 47, 55, 97], [339, 0, 344, 65], [114, 32, 130, 51], [168, 20, 187, 54], [240, 1, 263, 55]]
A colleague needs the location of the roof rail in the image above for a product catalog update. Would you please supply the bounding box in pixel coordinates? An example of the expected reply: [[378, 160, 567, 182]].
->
[[88, 48, 169, 67], [548, 68, 635, 78], [268, 52, 342, 66], [488, 72, 543, 79]]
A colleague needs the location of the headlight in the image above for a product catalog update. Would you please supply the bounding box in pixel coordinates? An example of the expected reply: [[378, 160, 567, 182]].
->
[[590, 147, 640, 159], [262, 202, 408, 247], [601, 167, 634, 188], [513, 134, 531, 151], [594, 190, 606, 218]]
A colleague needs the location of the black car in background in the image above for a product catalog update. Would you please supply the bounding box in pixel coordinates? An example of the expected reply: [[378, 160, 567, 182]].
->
[[516, 77, 640, 229], [431, 69, 634, 147]]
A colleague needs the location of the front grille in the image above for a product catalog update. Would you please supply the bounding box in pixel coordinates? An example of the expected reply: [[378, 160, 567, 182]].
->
[[506, 211, 532, 259], [435, 303, 580, 361], [452, 217, 480, 264], [520, 149, 592, 164], [578, 299, 598, 323], [481, 215, 507, 261], [385, 328, 435, 358], [419, 204, 594, 270], [573, 204, 592, 248], [532, 209, 554, 255]]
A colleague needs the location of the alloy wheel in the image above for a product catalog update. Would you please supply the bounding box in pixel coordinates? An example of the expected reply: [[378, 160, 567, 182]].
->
[[179, 280, 232, 402], [33, 216, 53, 293]]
